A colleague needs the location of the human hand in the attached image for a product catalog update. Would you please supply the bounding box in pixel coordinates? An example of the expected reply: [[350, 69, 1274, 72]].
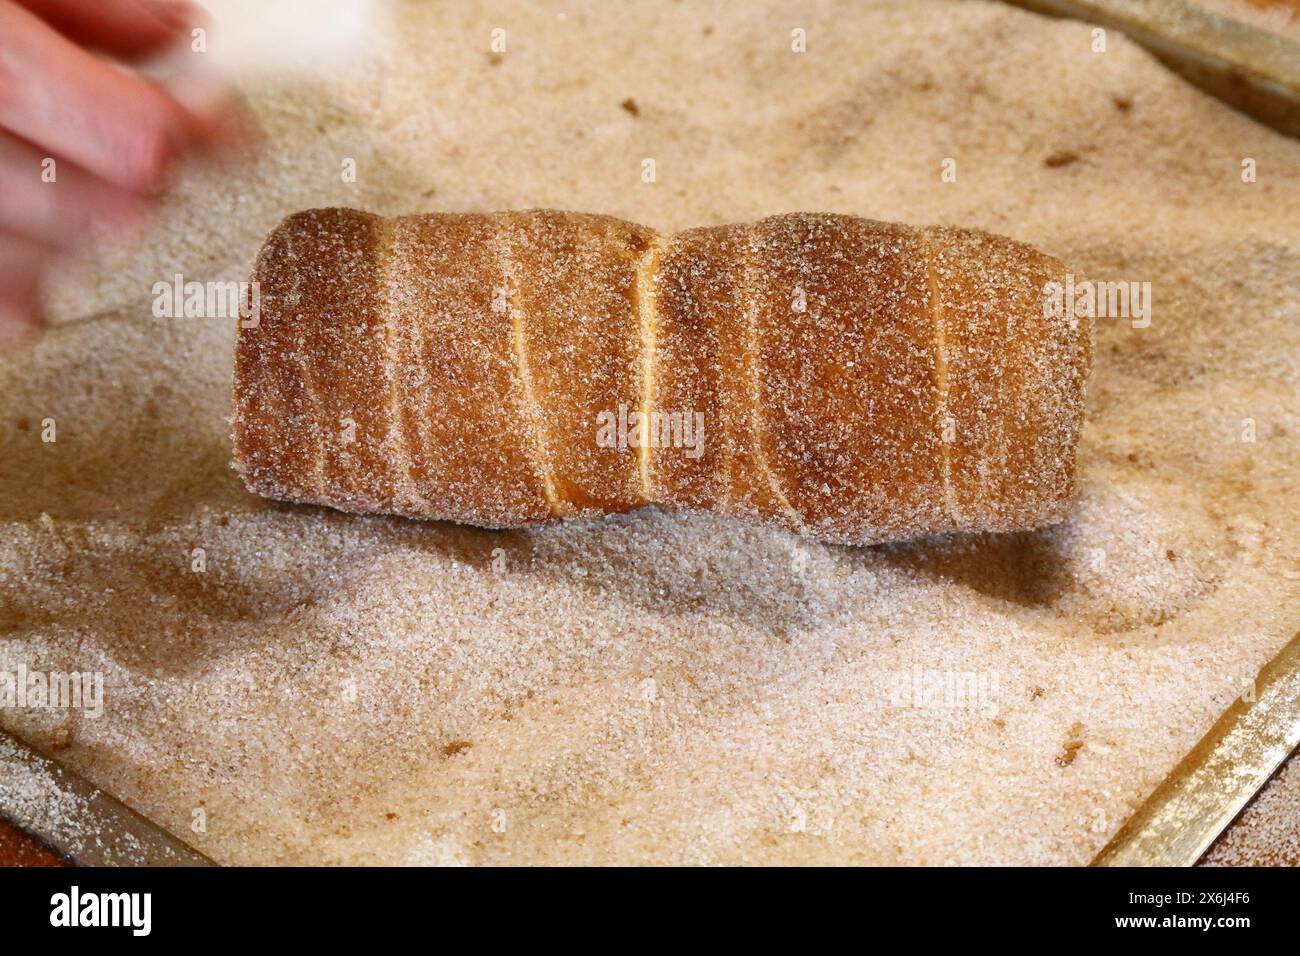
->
[[0, 0, 251, 345]]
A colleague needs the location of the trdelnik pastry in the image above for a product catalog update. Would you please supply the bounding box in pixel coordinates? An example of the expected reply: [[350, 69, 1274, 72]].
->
[[232, 208, 1092, 545]]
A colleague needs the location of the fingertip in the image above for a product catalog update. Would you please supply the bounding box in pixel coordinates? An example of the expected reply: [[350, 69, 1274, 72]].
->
[[144, 0, 210, 33], [0, 310, 47, 351], [104, 192, 153, 243], [140, 0, 189, 30], [122, 122, 179, 194], [153, 61, 262, 147], [200, 98, 265, 153]]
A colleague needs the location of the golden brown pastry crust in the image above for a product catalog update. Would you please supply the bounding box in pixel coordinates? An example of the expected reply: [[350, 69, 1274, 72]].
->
[[233, 209, 1090, 544]]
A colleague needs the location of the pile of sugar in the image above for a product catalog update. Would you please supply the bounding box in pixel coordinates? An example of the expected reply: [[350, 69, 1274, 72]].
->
[[2, 0, 1298, 864]]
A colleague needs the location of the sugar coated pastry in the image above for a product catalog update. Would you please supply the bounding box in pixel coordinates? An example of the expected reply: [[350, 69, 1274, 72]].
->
[[232, 209, 1092, 545]]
